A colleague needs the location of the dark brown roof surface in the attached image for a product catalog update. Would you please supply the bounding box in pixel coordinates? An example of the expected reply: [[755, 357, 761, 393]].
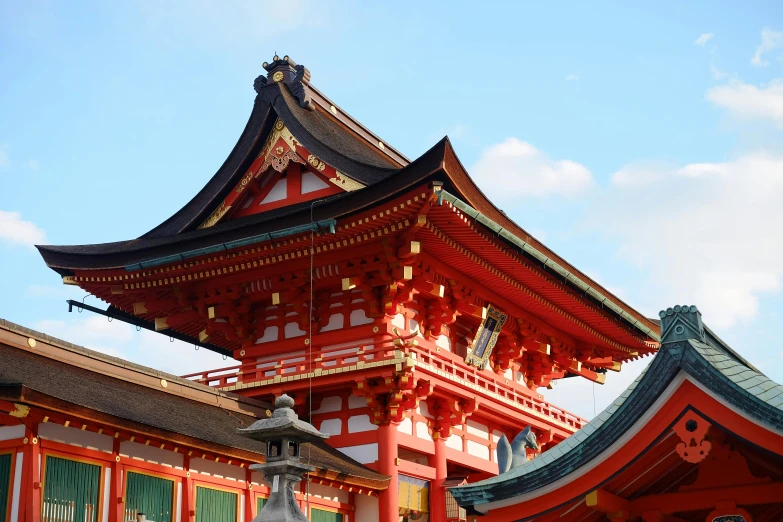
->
[[0, 320, 389, 489]]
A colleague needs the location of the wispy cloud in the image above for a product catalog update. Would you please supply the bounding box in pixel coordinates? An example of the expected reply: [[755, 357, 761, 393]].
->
[[0, 210, 47, 248], [707, 79, 783, 128], [27, 159, 39, 170], [751, 28, 783, 67], [694, 33, 714, 46], [472, 138, 594, 200], [565, 73, 579, 82]]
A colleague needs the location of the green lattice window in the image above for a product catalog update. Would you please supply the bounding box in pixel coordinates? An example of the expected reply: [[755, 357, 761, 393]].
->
[[0, 453, 12, 522], [311, 508, 343, 522], [42, 455, 101, 522], [256, 496, 267, 515], [195, 486, 237, 522], [125, 471, 174, 522]]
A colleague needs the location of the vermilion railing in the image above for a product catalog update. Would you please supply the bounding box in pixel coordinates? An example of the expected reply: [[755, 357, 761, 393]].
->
[[180, 336, 587, 430]]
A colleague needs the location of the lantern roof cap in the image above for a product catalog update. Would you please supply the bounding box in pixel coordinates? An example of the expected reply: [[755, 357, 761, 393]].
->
[[238, 394, 327, 443]]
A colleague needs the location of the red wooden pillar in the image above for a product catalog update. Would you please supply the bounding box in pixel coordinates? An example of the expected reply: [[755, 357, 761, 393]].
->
[[182, 456, 193, 522], [428, 436, 447, 522], [244, 468, 254, 522], [109, 439, 123, 522], [378, 422, 399, 522], [21, 428, 41, 522]]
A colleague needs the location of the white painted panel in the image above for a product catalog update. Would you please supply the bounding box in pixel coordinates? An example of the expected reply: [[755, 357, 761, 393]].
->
[[301, 172, 331, 194], [11, 452, 22, 522], [319, 418, 342, 436], [355, 493, 379, 522], [119, 441, 184, 468], [446, 434, 462, 451], [349, 309, 372, 326], [311, 396, 342, 414], [467, 440, 490, 460], [416, 422, 432, 441], [336, 443, 378, 464], [466, 420, 489, 439], [409, 318, 419, 332], [435, 335, 451, 351], [348, 395, 367, 409], [38, 423, 113, 453], [260, 178, 287, 204], [255, 326, 278, 344], [307, 483, 350, 503], [0, 425, 24, 441], [284, 322, 306, 338], [320, 313, 344, 332], [391, 313, 406, 329], [176, 482, 182, 522], [503, 368, 513, 380], [102, 468, 111, 522], [492, 430, 505, 443], [397, 418, 413, 435], [417, 402, 433, 419], [189, 458, 244, 481], [348, 415, 377, 433]]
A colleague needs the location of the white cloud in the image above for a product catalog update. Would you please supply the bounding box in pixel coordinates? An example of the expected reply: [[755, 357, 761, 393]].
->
[[471, 138, 594, 201], [35, 315, 236, 375], [565, 74, 579, 82], [0, 144, 9, 168], [596, 151, 783, 329], [694, 33, 714, 46], [0, 210, 47, 247], [707, 79, 783, 128], [751, 28, 783, 67]]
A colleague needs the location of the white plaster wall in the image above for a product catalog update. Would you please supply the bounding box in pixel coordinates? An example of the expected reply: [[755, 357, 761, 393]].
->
[[102, 469, 111, 522], [119, 441, 184, 468], [320, 314, 344, 332], [260, 178, 287, 203], [397, 418, 413, 435], [466, 420, 489, 439], [391, 313, 406, 329], [0, 425, 25, 441], [415, 422, 432, 441], [467, 440, 490, 460], [492, 430, 504, 442], [319, 418, 342, 436], [355, 493, 379, 522], [301, 172, 330, 193], [189, 458, 245, 481], [284, 322, 306, 338], [336, 443, 378, 464], [307, 483, 350, 504], [435, 335, 451, 351], [255, 326, 278, 344], [10, 452, 22, 522], [38, 423, 113, 453], [348, 395, 366, 409], [446, 433, 462, 451], [348, 415, 377, 433], [176, 482, 182, 522], [311, 396, 342, 414], [349, 309, 372, 326], [417, 402, 433, 419]]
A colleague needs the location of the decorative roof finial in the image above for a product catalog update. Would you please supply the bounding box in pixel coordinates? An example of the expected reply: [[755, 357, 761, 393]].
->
[[253, 54, 314, 110], [659, 305, 705, 344]]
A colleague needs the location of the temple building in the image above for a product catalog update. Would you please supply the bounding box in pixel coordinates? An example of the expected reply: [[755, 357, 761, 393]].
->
[[31, 55, 662, 521], [451, 306, 783, 521]]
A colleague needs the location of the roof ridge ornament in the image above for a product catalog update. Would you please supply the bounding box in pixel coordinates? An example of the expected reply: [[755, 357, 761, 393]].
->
[[254, 54, 314, 110], [659, 305, 706, 345]]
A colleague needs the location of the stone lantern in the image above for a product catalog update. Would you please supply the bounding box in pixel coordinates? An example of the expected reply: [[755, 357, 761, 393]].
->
[[238, 394, 327, 522]]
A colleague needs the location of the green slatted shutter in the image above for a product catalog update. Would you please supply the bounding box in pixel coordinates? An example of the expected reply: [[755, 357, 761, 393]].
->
[[0, 454, 12, 522], [125, 472, 174, 522], [310, 508, 343, 522], [195, 486, 237, 522], [256, 496, 267, 515], [42, 455, 101, 522]]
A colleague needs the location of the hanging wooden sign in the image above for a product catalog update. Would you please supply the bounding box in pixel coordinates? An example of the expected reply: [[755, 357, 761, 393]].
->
[[465, 304, 507, 368]]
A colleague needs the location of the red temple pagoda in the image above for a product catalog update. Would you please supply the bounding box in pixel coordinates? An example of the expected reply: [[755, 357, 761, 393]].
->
[[36, 55, 660, 522]]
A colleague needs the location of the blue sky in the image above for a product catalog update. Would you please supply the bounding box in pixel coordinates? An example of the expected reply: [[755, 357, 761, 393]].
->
[[1, 1, 782, 419]]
